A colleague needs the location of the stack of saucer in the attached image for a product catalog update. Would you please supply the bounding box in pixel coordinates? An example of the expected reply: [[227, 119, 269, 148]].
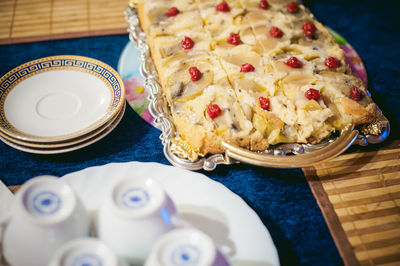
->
[[0, 55, 126, 154]]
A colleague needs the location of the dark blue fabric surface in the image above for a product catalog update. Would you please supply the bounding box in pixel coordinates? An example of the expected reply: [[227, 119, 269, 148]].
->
[[1, 0, 399, 265]]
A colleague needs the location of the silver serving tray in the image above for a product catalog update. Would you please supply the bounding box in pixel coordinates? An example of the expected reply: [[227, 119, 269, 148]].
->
[[124, 6, 390, 171]]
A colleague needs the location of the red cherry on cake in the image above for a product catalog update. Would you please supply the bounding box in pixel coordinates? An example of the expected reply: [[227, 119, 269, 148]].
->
[[350, 86, 362, 101], [240, 63, 255, 72], [325, 57, 340, 70], [258, 0, 269, 10], [286, 2, 299, 13], [302, 22, 317, 39], [189, 67, 202, 81], [181, 36, 194, 50], [269, 26, 283, 38], [305, 88, 320, 101], [259, 97, 271, 111], [227, 33, 240, 45], [216, 1, 230, 12], [207, 104, 222, 119], [166, 7, 179, 17], [284, 57, 302, 68]]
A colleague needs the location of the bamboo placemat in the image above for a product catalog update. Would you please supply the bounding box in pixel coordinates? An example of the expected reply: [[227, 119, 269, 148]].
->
[[304, 142, 400, 266], [0, 0, 129, 45]]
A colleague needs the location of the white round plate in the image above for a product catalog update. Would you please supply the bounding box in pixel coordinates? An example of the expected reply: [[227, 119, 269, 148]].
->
[[0, 56, 125, 143], [0, 102, 125, 154], [61, 162, 280, 266], [0, 101, 124, 149]]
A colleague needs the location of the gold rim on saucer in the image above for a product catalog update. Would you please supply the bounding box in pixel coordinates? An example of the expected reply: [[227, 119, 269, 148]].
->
[[0, 101, 125, 149], [0, 102, 125, 154], [0, 55, 125, 143]]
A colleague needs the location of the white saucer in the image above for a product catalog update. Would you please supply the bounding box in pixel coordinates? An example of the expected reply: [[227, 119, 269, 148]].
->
[[0, 101, 125, 149], [61, 162, 280, 266], [0, 102, 125, 154], [0, 56, 125, 143]]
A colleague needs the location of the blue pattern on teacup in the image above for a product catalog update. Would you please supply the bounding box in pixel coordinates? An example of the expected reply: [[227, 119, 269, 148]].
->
[[32, 191, 61, 215], [121, 188, 149, 209], [70, 253, 103, 266], [171, 245, 201, 266]]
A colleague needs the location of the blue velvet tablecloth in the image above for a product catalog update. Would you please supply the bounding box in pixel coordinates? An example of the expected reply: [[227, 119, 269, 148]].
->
[[1, 0, 399, 265]]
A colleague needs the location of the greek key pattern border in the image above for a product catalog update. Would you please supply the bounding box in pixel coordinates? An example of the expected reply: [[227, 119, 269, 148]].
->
[[0, 56, 125, 141], [0, 58, 122, 107]]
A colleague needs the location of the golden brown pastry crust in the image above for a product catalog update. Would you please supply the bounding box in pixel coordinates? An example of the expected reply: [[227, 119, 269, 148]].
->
[[137, 0, 378, 157]]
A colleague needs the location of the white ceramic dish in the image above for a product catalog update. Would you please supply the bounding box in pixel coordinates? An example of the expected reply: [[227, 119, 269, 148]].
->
[[98, 176, 177, 264], [145, 228, 230, 266], [0, 180, 14, 246], [0, 55, 125, 143], [61, 162, 280, 266], [2, 176, 90, 266], [0, 102, 125, 154], [0, 101, 124, 149], [49, 238, 126, 266]]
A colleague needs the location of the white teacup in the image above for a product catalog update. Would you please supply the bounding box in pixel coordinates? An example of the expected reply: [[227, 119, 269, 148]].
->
[[145, 228, 230, 266], [2, 176, 90, 266], [49, 237, 128, 266], [97, 176, 177, 265]]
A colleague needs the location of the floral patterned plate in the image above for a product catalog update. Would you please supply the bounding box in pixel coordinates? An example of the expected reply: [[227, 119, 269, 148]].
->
[[117, 28, 367, 128], [118, 42, 154, 126]]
